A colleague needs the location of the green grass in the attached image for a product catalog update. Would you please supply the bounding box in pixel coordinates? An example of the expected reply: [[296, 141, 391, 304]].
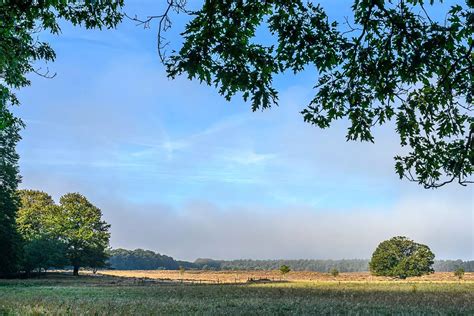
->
[[0, 274, 473, 315]]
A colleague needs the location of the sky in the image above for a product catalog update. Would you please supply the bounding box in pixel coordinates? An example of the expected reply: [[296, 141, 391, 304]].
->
[[13, 0, 473, 261]]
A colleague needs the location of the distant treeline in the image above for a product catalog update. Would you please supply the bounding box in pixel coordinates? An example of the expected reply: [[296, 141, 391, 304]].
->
[[433, 260, 474, 272], [195, 259, 369, 272], [107, 249, 474, 272], [108, 249, 179, 270]]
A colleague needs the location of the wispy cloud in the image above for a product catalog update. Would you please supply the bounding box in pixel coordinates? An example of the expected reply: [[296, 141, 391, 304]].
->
[[222, 150, 276, 166]]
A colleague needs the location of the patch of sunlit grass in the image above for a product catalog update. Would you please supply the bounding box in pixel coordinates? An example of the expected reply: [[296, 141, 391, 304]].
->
[[0, 272, 472, 315]]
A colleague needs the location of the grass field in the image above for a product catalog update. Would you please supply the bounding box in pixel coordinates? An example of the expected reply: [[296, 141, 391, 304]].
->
[[0, 271, 473, 315], [99, 269, 474, 283]]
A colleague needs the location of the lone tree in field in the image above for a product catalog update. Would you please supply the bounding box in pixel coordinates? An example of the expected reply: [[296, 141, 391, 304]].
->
[[329, 268, 339, 277], [280, 265, 291, 276], [179, 266, 186, 277], [369, 236, 434, 279], [454, 267, 465, 280]]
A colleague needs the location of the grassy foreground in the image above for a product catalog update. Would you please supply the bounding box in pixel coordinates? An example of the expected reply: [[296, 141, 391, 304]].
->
[[0, 272, 473, 315]]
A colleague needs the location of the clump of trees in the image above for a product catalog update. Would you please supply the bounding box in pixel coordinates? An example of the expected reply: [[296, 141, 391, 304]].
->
[[369, 236, 435, 279], [16, 190, 110, 276], [107, 249, 179, 270], [0, 121, 110, 277]]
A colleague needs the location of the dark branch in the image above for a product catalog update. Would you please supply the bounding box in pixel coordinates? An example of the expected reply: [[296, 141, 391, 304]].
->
[[125, 0, 189, 63]]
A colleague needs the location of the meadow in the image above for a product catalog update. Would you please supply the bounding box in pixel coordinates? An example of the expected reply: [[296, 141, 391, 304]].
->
[[0, 271, 473, 315]]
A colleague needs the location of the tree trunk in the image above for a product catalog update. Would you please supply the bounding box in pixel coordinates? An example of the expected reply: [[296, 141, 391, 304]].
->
[[73, 266, 79, 276]]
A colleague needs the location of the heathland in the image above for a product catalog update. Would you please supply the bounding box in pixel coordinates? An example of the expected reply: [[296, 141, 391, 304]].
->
[[0, 271, 472, 315]]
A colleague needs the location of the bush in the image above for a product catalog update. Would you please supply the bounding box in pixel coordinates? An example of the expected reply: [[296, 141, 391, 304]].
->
[[279, 265, 291, 275], [329, 268, 339, 277], [369, 236, 434, 279], [454, 267, 465, 280]]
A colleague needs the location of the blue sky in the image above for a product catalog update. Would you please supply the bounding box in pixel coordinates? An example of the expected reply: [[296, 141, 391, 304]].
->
[[13, 0, 473, 260]]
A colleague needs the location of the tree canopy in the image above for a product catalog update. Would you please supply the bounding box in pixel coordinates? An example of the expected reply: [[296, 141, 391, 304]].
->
[[17, 190, 59, 240], [1, 0, 472, 189], [279, 264, 291, 275], [160, 0, 474, 188], [369, 236, 435, 278]]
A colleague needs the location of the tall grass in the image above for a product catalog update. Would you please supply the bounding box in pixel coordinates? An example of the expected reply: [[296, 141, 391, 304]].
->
[[0, 273, 472, 315]]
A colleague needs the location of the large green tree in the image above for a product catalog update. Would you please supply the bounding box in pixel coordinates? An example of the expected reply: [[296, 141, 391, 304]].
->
[[0, 0, 124, 129], [0, 120, 22, 275], [369, 236, 435, 279], [140, 0, 473, 189], [17, 190, 67, 274], [58, 193, 110, 276]]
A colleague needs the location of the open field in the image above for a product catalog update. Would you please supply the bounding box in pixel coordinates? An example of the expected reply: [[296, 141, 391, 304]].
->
[[99, 269, 474, 284], [0, 271, 473, 315]]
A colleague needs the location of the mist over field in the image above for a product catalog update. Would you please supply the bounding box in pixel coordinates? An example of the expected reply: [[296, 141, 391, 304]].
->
[[101, 194, 472, 261]]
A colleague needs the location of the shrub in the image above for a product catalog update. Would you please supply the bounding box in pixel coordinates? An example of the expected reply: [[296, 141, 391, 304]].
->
[[369, 236, 434, 279], [329, 268, 339, 277], [454, 267, 465, 280], [279, 265, 291, 275]]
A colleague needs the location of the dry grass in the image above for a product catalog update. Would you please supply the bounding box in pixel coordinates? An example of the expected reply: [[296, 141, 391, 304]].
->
[[98, 270, 474, 284], [1, 272, 473, 315]]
